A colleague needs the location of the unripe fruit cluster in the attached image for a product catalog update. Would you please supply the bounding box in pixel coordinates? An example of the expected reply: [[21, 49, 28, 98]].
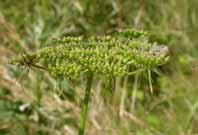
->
[[10, 30, 169, 79]]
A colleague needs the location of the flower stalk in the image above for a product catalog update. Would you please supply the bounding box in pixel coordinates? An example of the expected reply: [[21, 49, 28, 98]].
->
[[79, 72, 93, 135]]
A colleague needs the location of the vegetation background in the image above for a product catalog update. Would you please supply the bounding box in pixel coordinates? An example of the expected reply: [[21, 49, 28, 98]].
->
[[0, 0, 198, 135]]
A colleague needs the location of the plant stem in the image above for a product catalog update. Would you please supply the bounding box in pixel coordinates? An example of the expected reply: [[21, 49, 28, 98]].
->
[[119, 77, 128, 117], [148, 68, 153, 94], [131, 72, 139, 111], [79, 72, 93, 135]]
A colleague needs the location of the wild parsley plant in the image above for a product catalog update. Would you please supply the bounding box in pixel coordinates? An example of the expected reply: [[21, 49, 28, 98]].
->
[[10, 29, 169, 135]]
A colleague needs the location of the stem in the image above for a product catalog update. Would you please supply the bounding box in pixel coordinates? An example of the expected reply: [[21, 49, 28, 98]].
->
[[79, 72, 93, 135], [148, 68, 153, 94], [119, 77, 128, 117], [131, 73, 139, 111]]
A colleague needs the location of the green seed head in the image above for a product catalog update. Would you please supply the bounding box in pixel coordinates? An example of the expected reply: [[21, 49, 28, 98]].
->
[[10, 30, 169, 79]]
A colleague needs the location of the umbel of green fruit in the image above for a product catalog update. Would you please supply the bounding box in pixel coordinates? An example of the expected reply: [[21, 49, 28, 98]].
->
[[9, 29, 169, 135], [10, 30, 169, 79]]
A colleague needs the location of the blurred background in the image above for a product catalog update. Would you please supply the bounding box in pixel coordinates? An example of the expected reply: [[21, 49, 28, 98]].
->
[[0, 0, 198, 135]]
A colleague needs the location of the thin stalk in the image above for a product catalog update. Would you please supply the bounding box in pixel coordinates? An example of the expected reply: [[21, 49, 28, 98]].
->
[[131, 72, 139, 111], [79, 72, 93, 135], [119, 77, 128, 117], [148, 68, 153, 94]]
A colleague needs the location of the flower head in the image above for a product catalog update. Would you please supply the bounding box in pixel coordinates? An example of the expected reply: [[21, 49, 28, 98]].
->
[[10, 30, 169, 79]]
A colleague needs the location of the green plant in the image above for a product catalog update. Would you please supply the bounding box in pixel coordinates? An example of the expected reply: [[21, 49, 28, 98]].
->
[[10, 29, 169, 135]]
